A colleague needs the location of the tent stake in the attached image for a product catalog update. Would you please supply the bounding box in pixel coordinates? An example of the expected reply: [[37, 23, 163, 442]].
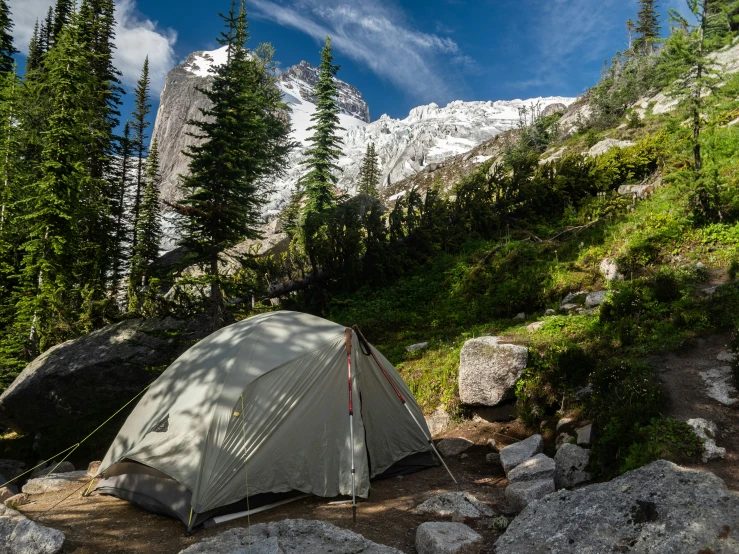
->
[[345, 329, 357, 523], [353, 326, 460, 488]]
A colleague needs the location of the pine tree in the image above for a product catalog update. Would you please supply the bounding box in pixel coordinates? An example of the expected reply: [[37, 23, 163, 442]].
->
[[17, 12, 93, 353], [131, 57, 151, 249], [129, 138, 162, 308], [358, 142, 380, 196], [0, 1, 17, 74], [41, 7, 53, 52], [52, 0, 74, 42], [174, 0, 293, 328], [111, 122, 132, 295], [635, 0, 661, 55], [26, 21, 42, 74], [0, 65, 18, 232], [299, 36, 344, 275]]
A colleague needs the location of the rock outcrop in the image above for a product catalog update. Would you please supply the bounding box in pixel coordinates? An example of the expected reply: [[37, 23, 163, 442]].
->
[[0, 317, 210, 436], [496, 460, 739, 554], [458, 337, 528, 406], [179, 519, 402, 554]]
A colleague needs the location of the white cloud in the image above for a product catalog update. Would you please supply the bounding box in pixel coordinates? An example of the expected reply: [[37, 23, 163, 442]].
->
[[8, 0, 177, 93], [249, 0, 469, 103]]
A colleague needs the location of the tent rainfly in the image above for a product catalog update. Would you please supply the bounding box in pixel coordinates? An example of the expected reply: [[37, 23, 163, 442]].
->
[[92, 311, 440, 531]]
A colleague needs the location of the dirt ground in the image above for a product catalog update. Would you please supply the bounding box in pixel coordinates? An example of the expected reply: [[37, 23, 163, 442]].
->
[[18, 420, 530, 554], [655, 332, 739, 490]]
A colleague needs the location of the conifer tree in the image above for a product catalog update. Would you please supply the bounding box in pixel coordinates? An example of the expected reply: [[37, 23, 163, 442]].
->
[[358, 142, 380, 196], [299, 36, 344, 275], [131, 57, 151, 249], [0, 65, 18, 232], [129, 138, 162, 306], [111, 122, 132, 294], [41, 7, 53, 52], [0, 1, 17, 74], [635, 0, 661, 55], [174, 0, 293, 328], [52, 0, 74, 42], [17, 13, 93, 353], [26, 21, 42, 73]]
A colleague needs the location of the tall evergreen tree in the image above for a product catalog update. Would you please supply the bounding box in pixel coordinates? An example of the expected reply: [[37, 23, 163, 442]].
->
[[111, 122, 132, 294], [174, 0, 293, 328], [26, 21, 42, 74], [17, 12, 93, 353], [299, 36, 343, 275], [129, 138, 162, 308], [41, 7, 53, 53], [0, 1, 17, 74], [52, 0, 74, 42], [131, 56, 151, 249], [635, 0, 661, 55], [358, 142, 380, 196]]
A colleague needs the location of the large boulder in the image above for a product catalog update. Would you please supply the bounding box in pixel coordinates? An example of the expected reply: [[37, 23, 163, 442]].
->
[[415, 522, 482, 554], [0, 505, 64, 554], [437, 438, 474, 457], [500, 435, 544, 474], [458, 337, 528, 406], [496, 460, 739, 554], [416, 492, 493, 519], [179, 519, 402, 553], [22, 471, 89, 495], [0, 460, 25, 482], [0, 317, 210, 436], [554, 443, 591, 488], [505, 479, 555, 512], [507, 454, 555, 483]]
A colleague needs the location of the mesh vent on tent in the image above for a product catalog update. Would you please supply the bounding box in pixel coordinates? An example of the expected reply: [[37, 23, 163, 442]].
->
[[151, 415, 169, 433]]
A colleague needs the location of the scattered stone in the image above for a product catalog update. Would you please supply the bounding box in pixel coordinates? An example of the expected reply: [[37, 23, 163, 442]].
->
[[437, 438, 474, 457], [460, 453, 469, 460], [179, 519, 402, 554], [425, 406, 452, 437], [717, 350, 735, 363], [513, 313, 526, 321], [584, 291, 608, 308], [544, 309, 556, 317], [505, 479, 555, 512], [687, 418, 726, 463], [526, 321, 544, 333], [487, 438, 499, 452], [696, 261, 706, 270], [559, 303, 579, 314], [44, 461, 74, 474], [587, 139, 634, 157], [487, 452, 501, 466], [458, 337, 528, 407], [555, 433, 575, 451], [406, 342, 429, 353], [702, 285, 722, 297], [555, 418, 577, 434], [495, 460, 739, 554], [22, 471, 89, 495], [617, 184, 655, 199], [0, 486, 16, 504], [416, 522, 482, 554], [560, 291, 588, 308], [575, 384, 593, 399], [87, 461, 102, 477], [500, 435, 544, 475], [599, 258, 624, 282], [576, 424, 593, 446], [0, 460, 25, 482], [699, 366, 739, 406], [4, 493, 29, 508], [554, 443, 592, 488], [416, 492, 494, 519], [507, 454, 556, 484]]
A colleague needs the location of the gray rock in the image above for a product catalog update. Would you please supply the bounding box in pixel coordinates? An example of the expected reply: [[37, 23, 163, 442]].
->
[[0, 317, 210, 435], [87, 461, 102, 477], [416, 492, 493, 519], [717, 350, 735, 363], [587, 139, 634, 157], [0, 461, 25, 483], [500, 435, 544, 474], [486, 452, 501, 466], [560, 291, 588, 308], [507, 454, 556, 484], [43, 461, 74, 474], [559, 303, 579, 314], [544, 309, 556, 317], [437, 438, 474, 457], [458, 337, 528, 406], [505, 479, 555, 512], [526, 321, 544, 333], [496, 460, 739, 554], [617, 184, 655, 199], [406, 342, 429, 352], [9, 518, 65, 554], [702, 285, 720, 297], [687, 418, 726, 462], [487, 438, 499, 452], [513, 312, 526, 321], [179, 519, 402, 553], [555, 417, 577, 434], [584, 291, 608, 308], [416, 522, 482, 554], [699, 366, 739, 406], [541, 103, 568, 117], [599, 258, 624, 282], [22, 471, 89, 495], [696, 261, 706, 270], [576, 424, 593, 446], [555, 432, 575, 451], [554, 443, 592, 488]]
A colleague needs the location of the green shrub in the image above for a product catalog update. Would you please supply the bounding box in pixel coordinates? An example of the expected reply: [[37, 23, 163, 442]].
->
[[621, 417, 703, 473]]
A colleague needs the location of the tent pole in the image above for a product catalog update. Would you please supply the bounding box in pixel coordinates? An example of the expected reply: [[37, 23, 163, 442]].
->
[[345, 329, 357, 523], [352, 326, 460, 488]]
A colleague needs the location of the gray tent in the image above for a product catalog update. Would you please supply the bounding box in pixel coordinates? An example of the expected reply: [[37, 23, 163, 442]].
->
[[93, 311, 437, 530]]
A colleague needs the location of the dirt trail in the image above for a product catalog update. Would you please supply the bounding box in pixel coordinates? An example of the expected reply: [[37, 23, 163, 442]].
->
[[18, 421, 522, 554], [655, 332, 739, 490]]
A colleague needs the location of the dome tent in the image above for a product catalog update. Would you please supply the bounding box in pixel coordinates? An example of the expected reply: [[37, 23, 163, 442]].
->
[[92, 311, 438, 530]]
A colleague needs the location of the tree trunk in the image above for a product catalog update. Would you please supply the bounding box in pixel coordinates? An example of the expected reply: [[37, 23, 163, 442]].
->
[[210, 252, 224, 330]]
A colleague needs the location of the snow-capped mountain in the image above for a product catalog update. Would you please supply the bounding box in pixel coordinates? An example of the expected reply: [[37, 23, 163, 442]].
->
[[154, 46, 576, 220]]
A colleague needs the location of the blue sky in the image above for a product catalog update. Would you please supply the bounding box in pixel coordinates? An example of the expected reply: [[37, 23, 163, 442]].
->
[[11, 0, 690, 126]]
